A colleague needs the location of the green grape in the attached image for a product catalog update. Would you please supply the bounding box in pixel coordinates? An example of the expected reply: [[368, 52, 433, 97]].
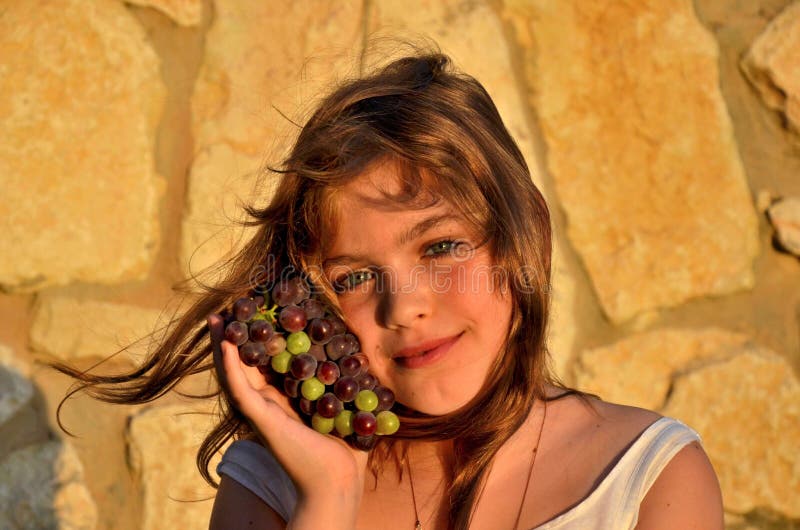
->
[[270, 351, 292, 373], [334, 410, 354, 436], [355, 389, 378, 412], [286, 331, 311, 354], [311, 413, 335, 434], [301, 377, 325, 401], [376, 410, 400, 435]]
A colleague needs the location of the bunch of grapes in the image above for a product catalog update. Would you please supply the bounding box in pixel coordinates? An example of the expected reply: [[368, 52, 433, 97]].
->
[[221, 276, 399, 451]]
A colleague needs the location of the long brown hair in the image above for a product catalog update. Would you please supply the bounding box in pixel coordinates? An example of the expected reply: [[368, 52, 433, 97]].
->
[[54, 52, 566, 529]]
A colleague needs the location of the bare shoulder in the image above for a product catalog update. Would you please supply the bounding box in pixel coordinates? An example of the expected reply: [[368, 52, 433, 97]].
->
[[547, 389, 663, 442], [636, 440, 724, 529], [209, 474, 287, 530], [553, 393, 724, 529]]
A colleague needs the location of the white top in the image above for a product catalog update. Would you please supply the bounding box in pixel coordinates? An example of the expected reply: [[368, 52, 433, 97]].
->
[[217, 416, 701, 529]]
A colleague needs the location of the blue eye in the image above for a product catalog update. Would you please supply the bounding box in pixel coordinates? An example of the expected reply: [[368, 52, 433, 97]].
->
[[424, 240, 460, 257], [333, 269, 375, 292]]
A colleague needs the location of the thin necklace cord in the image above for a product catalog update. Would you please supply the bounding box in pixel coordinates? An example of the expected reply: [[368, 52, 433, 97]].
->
[[406, 400, 548, 530]]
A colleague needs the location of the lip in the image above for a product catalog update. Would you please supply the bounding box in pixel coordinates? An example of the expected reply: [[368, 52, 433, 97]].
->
[[393, 333, 463, 369]]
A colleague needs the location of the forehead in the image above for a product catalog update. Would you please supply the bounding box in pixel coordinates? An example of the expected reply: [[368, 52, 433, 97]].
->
[[322, 160, 456, 251]]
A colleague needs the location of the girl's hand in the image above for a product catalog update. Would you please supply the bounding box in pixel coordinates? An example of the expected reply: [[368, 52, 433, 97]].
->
[[208, 314, 368, 528]]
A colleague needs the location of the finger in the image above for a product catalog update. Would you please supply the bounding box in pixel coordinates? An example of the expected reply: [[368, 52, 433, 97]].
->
[[208, 314, 232, 396], [220, 338, 289, 432]]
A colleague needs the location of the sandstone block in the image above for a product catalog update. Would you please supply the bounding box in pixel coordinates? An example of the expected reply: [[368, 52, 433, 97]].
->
[[124, 0, 202, 26], [767, 196, 800, 256], [184, 0, 362, 275], [126, 404, 223, 530], [741, 2, 800, 134], [504, 0, 759, 323], [663, 349, 800, 518], [0, 343, 47, 460], [29, 295, 165, 365], [0, 440, 97, 530], [0, 0, 166, 292], [367, 0, 576, 377], [574, 328, 751, 410], [0, 343, 33, 428]]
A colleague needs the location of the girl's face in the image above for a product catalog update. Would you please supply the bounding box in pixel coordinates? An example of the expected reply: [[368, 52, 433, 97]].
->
[[322, 160, 513, 415]]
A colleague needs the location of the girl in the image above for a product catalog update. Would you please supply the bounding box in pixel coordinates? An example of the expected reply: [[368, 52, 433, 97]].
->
[[62, 53, 725, 529]]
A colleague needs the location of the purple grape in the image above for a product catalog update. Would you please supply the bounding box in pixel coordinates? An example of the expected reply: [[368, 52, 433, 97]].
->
[[252, 295, 265, 308], [316, 360, 340, 385], [233, 298, 258, 322], [224, 321, 249, 346], [283, 376, 301, 398], [343, 333, 360, 354], [352, 434, 377, 451], [339, 355, 362, 377], [355, 372, 377, 391], [249, 320, 273, 342], [265, 334, 286, 356], [353, 411, 377, 436], [307, 343, 326, 362], [279, 305, 307, 333], [299, 398, 314, 416], [326, 335, 351, 360], [239, 341, 266, 366], [352, 353, 369, 372], [329, 318, 346, 336], [290, 354, 318, 381], [307, 318, 334, 345], [316, 393, 343, 418], [272, 277, 310, 306], [300, 298, 325, 319], [373, 386, 396, 412], [334, 376, 359, 402], [271, 279, 298, 307]]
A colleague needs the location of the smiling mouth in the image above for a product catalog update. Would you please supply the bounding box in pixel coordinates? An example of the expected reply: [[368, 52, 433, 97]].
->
[[393, 333, 463, 369]]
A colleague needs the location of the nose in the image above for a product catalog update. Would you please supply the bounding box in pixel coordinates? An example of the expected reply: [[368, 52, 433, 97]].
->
[[377, 265, 433, 330]]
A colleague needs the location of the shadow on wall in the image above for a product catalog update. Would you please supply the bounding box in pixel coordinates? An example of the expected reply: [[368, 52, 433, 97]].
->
[[0, 364, 97, 529]]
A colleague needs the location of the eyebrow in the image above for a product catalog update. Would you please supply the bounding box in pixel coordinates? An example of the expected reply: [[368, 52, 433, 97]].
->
[[323, 213, 459, 268]]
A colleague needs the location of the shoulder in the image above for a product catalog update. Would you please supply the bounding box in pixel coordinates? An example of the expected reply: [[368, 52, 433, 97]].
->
[[635, 439, 724, 529], [210, 474, 287, 530], [550, 392, 724, 529], [545, 389, 663, 447]]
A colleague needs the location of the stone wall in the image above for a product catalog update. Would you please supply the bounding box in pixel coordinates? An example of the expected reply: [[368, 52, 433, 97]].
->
[[0, 0, 798, 528]]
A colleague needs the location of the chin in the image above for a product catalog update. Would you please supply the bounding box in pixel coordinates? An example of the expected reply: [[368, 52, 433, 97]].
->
[[402, 393, 474, 417]]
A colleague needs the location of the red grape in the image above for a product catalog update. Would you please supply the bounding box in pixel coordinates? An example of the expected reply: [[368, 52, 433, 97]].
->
[[307, 343, 326, 362], [339, 355, 362, 377], [299, 398, 314, 416], [249, 320, 273, 342], [265, 335, 286, 356], [300, 298, 325, 319], [326, 335, 350, 360], [373, 386, 396, 412], [352, 435, 377, 451], [316, 360, 340, 385], [329, 318, 346, 336], [290, 354, 318, 381], [355, 372, 377, 391], [224, 321, 249, 346], [307, 318, 334, 345], [316, 393, 343, 418], [233, 298, 258, 322], [334, 376, 359, 402], [352, 411, 377, 436], [239, 341, 266, 366], [283, 376, 301, 398], [279, 305, 307, 333]]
